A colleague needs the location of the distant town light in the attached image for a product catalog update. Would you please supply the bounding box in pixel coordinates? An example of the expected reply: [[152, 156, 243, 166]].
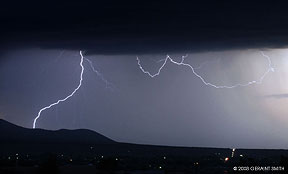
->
[[231, 148, 236, 157], [159, 166, 162, 169], [163, 156, 166, 160], [240, 154, 243, 157]]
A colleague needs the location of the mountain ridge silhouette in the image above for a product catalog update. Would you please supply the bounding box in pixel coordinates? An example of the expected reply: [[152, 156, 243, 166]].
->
[[0, 119, 115, 144]]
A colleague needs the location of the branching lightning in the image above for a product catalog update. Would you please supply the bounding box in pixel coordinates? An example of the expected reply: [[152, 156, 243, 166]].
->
[[85, 58, 115, 91], [33, 51, 85, 128], [33, 51, 115, 128], [137, 51, 274, 88], [33, 49, 274, 128]]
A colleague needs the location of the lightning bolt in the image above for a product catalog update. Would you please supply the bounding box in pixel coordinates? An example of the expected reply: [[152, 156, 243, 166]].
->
[[137, 51, 274, 88], [85, 57, 115, 91], [33, 50, 274, 128], [33, 51, 85, 128]]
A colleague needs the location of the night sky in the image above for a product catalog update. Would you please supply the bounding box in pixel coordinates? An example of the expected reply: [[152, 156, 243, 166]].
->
[[1, 1, 288, 148]]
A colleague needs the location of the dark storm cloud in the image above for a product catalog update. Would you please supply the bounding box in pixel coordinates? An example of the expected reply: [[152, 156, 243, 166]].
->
[[264, 94, 288, 99], [2, 1, 288, 55]]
